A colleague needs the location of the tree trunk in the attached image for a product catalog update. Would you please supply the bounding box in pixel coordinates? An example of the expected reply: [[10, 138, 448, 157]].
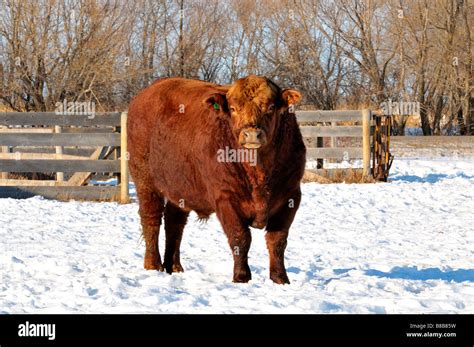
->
[[179, 0, 185, 78], [468, 95, 474, 135]]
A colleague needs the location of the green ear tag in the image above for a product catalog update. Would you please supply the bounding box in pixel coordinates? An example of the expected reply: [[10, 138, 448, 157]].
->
[[213, 103, 220, 110]]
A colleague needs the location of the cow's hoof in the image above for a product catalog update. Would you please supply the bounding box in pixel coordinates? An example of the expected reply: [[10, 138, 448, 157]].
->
[[144, 258, 164, 272], [233, 270, 252, 283], [172, 264, 184, 273], [164, 261, 184, 274], [270, 273, 290, 284]]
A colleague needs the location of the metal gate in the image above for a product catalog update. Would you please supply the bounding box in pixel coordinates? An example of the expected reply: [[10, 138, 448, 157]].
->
[[372, 114, 394, 182]]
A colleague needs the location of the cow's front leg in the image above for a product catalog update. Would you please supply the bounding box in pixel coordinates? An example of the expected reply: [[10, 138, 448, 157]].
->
[[266, 189, 301, 284], [216, 198, 252, 283]]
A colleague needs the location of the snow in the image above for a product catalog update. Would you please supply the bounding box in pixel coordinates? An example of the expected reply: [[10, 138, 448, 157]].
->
[[0, 157, 473, 313]]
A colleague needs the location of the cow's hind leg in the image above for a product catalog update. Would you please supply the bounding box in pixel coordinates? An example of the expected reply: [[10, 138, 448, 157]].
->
[[163, 202, 189, 274], [137, 187, 165, 271]]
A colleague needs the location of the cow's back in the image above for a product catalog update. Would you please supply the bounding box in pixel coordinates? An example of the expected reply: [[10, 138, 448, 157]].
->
[[128, 78, 222, 159], [127, 78, 225, 212]]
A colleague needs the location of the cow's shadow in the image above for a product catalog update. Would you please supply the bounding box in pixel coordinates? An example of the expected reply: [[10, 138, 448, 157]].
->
[[365, 266, 474, 283], [390, 173, 473, 183]]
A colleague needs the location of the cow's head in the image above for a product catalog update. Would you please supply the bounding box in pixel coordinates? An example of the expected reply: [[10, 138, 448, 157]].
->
[[204, 75, 301, 149]]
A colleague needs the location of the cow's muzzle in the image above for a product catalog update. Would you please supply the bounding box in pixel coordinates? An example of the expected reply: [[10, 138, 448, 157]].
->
[[239, 127, 266, 149]]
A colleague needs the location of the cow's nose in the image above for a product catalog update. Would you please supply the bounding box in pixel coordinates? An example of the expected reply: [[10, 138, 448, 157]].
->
[[243, 129, 262, 140], [240, 128, 264, 149]]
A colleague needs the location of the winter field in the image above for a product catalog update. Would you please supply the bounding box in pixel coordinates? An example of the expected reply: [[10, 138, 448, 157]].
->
[[0, 148, 473, 313]]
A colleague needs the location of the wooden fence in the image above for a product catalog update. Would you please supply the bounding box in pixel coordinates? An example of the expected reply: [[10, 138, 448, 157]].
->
[[296, 109, 372, 176], [0, 112, 129, 203], [0, 109, 373, 202]]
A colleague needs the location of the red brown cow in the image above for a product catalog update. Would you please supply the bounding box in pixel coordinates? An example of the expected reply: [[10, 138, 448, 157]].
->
[[127, 76, 305, 284]]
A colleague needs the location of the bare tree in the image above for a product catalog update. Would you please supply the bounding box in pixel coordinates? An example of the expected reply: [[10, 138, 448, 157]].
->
[[0, 0, 131, 111], [0, 0, 471, 136]]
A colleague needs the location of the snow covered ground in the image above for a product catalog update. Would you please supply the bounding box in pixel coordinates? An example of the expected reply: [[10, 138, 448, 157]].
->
[[0, 156, 473, 313]]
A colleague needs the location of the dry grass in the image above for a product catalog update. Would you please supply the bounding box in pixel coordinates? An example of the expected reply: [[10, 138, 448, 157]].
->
[[0, 104, 13, 112], [303, 169, 376, 184], [6, 172, 56, 180], [52, 192, 124, 203]]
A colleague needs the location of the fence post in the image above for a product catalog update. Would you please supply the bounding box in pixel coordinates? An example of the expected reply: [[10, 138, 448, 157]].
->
[[0, 145, 10, 179], [362, 109, 371, 177], [120, 112, 129, 203], [316, 137, 324, 169], [54, 125, 64, 182], [330, 121, 336, 148]]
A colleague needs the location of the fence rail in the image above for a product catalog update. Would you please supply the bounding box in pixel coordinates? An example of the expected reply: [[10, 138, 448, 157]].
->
[[306, 147, 363, 159], [296, 110, 363, 122], [299, 125, 363, 137], [0, 186, 121, 200], [0, 133, 121, 146], [0, 159, 121, 172], [0, 112, 121, 126]]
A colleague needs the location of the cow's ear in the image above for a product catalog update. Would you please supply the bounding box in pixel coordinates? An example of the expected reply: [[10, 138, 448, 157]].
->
[[203, 93, 228, 114], [281, 89, 302, 107]]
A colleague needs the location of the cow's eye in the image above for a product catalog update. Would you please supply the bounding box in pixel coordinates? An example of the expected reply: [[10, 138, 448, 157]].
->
[[267, 104, 275, 112], [230, 106, 236, 113]]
